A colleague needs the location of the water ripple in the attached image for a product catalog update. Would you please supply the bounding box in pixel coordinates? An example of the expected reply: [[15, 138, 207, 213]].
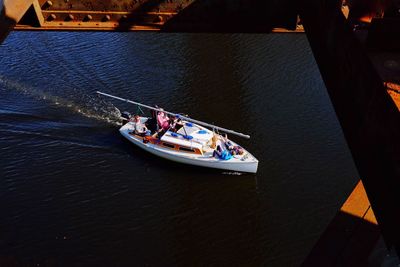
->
[[0, 32, 359, 267]]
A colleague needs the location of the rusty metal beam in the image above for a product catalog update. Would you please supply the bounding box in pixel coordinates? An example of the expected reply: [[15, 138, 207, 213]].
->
[[4, 0, 298, 33], [16, 0, 190, 31], [299, 0, 400, 258]]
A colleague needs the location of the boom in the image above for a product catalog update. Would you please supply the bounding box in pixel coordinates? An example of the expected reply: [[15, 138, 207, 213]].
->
[[96, 91, 250, 139]]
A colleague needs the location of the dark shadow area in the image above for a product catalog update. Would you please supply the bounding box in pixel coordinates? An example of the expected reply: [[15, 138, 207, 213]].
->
[[299, 0, 400, 256], [115, 0, 298, 33], [0, 7, 16, 44], [162, 0, 275, 33], [18, 4, 40, 27], [162, 0, 298, 32], [302, 210, 381, 266], [367, 18, 400, 51], [368, 51, 400, 88]]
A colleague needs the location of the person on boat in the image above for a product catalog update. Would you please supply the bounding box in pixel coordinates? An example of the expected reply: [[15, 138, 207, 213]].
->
[[213, 145, 232, 160], [132, 114, 150, 136], [157, 108, 170, 131], [145, 106, 158, 133], [213, 145, 223, 158], [221, 134, 244, 155], [221, 134, 234, 151], [210, 133, 218, 149], [169, 115, 183, 132]]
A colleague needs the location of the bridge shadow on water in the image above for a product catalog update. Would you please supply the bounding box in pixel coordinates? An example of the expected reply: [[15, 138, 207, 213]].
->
[[302, 210, 383, 267]]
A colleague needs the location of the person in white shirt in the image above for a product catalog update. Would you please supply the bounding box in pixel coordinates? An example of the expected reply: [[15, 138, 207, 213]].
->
[[132, 114, 150, 136]]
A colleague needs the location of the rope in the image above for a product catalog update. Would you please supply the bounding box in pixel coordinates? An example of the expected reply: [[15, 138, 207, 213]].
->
[[136, 105, 145, 115]]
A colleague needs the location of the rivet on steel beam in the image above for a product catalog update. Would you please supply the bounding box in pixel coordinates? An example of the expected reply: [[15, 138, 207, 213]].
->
[[43, 0, 53, 9], [66, 14, 74, 21], [102, 15, 111, 22], [154, 15, 163, 23], [47, 14, 57, 21], [83, 14, 93, 22]]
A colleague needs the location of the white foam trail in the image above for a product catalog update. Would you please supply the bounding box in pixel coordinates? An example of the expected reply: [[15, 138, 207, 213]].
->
[[0, 75, 122, 125], [222, 171, 243, 176]]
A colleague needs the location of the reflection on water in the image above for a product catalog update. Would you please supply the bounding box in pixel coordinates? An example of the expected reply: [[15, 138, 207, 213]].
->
[[0, 32, 358, 266]]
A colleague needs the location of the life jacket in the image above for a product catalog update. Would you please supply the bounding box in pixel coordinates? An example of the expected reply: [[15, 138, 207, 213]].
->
[[220, 150, 232, 160]]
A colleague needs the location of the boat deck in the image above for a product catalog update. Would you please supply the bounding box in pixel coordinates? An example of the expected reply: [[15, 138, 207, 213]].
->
[[119, 120, 259, 173]]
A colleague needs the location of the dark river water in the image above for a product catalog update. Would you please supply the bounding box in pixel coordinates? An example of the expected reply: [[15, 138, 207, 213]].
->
[[0, 32, 358, 266]]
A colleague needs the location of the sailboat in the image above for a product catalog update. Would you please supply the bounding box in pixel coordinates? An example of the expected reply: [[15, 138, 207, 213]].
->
[[97, 91, 259, 173]]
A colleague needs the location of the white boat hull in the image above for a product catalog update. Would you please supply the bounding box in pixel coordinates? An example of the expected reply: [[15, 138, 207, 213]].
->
[[119, 123, 258, 173]]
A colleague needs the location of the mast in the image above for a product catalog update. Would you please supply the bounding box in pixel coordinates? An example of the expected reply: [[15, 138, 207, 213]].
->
[[96, 91, 251, 139]]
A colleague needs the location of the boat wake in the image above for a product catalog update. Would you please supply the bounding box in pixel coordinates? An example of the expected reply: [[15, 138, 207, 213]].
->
[[222, 171, 244, 176], [0, 75, 122, 125]]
